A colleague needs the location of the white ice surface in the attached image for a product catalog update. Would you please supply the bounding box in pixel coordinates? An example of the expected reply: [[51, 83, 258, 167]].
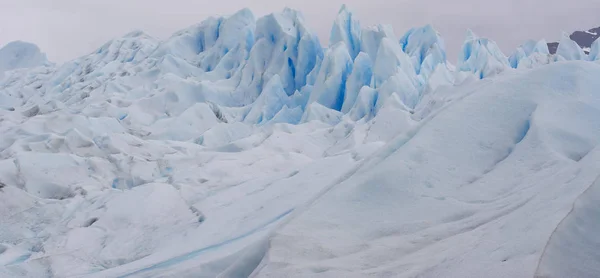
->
[[255, 61, 600, 278], [1, 6, 599, 278]]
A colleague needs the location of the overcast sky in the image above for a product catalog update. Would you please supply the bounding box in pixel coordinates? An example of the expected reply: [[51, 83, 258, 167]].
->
[[1, 0, 599, 63]]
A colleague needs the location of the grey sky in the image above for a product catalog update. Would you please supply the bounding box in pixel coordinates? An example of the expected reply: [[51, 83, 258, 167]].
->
[[1, 0, 599, 63]]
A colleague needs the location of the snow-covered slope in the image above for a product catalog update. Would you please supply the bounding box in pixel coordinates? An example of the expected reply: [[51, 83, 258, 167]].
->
[[256, 61, 600, 278], [1, 6, 600, 278]]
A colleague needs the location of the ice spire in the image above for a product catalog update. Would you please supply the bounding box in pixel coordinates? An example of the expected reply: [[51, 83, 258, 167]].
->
[[329, 4, 361, 60], [457, 30, 509, 78], [556, 32, 587, 60]]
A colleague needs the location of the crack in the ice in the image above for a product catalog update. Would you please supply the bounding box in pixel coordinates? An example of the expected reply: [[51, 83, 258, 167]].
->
[[115, 208, 295, 278]]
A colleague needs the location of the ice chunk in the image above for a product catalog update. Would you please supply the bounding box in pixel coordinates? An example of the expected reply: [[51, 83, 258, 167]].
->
[[148, 103, 220, 141], [348, 86, 378, 121], [532, 39, 550, 55], [372, 37, 419, 108], [244, 75, 290, 124], [364, 92, 414, 143], [197, 122, 254, 147], [556, 33, 587, 61], [253, 12, 301, 95], [399, 25, 447, 77], [588, 38, 600, 61], [234, 9, 322, 104], [508, 48, 527, 69], [457, 30, 509, 78], [330, 5, 361, 60], [195, 8, 255, 75], [295, 31, 324, 92], [360, 24, 395, 62], [288, 86, 312, 111], [268, 104, 304, 125], [341, 52, 373, 113], [509, 39, 552, 69], [305, 54, 323, 87], [307, 42, 353, 111], [420, 44, 447, 80], [372, 38, 416, 89], [518, 39, 544, 56], [376, 71, 420, 110], [301, 102, 343, 125], [422, 63, 455, 94], [516, 53, 552, 69]]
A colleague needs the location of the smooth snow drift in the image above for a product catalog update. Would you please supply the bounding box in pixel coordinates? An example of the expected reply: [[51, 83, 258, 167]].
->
[[1, 5, 599, 278]]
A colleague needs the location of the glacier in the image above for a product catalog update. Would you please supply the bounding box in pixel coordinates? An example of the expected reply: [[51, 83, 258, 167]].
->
[[0, 41, 52, 78], [1, 5, 600, 278]]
